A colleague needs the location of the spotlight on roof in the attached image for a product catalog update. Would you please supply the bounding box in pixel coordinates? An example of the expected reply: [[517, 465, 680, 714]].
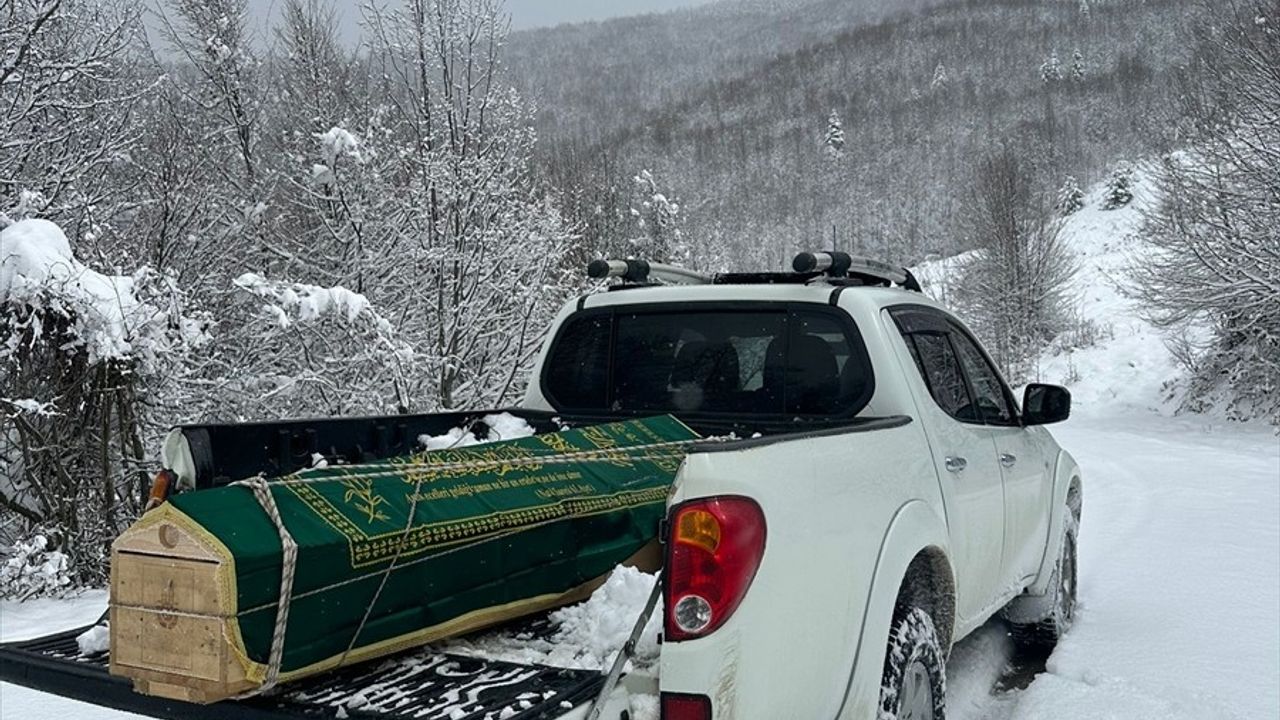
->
[[587, 259, 713, 286], [792, 251, 853, 275], [588, 258, 651, 283], [792, 251, 922, 291]]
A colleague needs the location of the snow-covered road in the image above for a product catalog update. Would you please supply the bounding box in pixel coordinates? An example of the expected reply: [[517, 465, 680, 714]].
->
[[0, 591, 144, 719], [948, 413, 1280, 720], [3, 413, 1275, 719]]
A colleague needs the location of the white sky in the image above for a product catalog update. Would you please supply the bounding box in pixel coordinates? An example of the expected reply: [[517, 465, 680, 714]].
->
[[222, 0, 718, 47], [505, 0, 717, 28]]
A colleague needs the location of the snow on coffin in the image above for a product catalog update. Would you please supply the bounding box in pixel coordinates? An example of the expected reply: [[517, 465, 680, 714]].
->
[[109, 415, 697, 703]]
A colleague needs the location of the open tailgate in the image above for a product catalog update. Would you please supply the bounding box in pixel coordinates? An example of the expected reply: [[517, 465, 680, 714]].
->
[[0, 623, 605, 720]]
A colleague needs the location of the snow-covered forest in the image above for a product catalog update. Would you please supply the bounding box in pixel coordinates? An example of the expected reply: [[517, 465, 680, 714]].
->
[[1, 0, 1277, 597]]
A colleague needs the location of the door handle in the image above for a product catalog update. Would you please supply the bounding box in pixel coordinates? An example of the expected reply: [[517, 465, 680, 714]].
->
[[945, 456, 967, 473], [1000, 453, 1017, 468]]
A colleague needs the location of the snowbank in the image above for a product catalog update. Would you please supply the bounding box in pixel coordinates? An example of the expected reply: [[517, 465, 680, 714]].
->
[[0, 589, 109, 643], [1023, 169, 1191, 416], [437, 565, 660, 672]]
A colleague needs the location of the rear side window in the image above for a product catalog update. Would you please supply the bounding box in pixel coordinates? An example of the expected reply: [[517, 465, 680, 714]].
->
[[890, 306, 1016, 425], [542, 305, 874, 418], [904, 333, 980, 423], [543, 314, 609, 409]]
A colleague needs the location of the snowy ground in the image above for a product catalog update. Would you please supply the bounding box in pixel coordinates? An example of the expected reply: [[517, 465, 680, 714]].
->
[[3, 175, 1278, 719], [946, 413, 1279, 720], [0, 591, 145, 719]]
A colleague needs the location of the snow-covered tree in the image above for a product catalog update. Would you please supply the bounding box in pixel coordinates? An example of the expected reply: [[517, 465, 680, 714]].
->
[[361, 0, 579, 410], [1078, 0, 1091, 20], [823, 109, 846, 159], [629, 169, 685, 264], [0, 0, 590, 585], [1, 218, 206, 587], [1040, 51, 1063, 83], [1070, 48, 1087, 82], [201, 272, 415, 419], [157, 0, 263, 191], [1055, 175, 1085, 216], [1102, 161, 1135, 209], [272, 0, 356, 135], [930, 61, 949, 91], [953, 152, 1076, 381], [1129, 1, 1280, 422], [0, 0, 148, 231]]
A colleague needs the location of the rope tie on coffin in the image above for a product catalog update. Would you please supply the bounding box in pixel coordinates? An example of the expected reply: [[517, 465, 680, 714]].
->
[[232, 477, 299, 695], [335, 440, 434, 671]]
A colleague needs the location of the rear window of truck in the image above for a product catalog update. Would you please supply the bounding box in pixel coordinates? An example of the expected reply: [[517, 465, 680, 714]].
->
[[542, 304, 874, 418]]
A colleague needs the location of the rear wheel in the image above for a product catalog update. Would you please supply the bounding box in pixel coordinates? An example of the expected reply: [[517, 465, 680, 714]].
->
[[878, 606, 947, 720], [1009, 509, 1078, 649]]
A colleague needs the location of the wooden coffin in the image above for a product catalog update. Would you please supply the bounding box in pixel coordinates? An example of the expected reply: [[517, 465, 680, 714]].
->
[[109, 415, 694, 703]]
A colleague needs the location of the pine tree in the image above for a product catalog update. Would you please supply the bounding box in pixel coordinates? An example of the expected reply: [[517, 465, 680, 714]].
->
[[930, 61, 949, 91], [823, 109, 845, 159], [1055, 175, 1085, 216], [1103, 162, 1135, 209], [1070, 48, 1087, 82], [1040, 51, 1063, 83], [1078, 0, 1091, 20], [630, 169, 685, 264]]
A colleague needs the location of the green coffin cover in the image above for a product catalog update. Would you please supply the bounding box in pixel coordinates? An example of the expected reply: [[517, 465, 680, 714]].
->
[[154, 415, 697, 682]]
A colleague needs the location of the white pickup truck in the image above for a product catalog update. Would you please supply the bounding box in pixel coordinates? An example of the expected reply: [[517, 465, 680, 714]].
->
[[0, 254, 1081, 720]]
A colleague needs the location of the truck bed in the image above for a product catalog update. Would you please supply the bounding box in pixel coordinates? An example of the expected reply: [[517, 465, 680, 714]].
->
[[0, 620, 604, 720]]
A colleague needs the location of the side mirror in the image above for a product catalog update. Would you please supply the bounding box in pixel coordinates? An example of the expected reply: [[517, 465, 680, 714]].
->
[[1023, 383, 1071, 425]]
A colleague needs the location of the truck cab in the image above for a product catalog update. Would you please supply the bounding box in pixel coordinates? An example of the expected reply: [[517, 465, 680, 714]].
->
[[521, 256, 1081, 719]]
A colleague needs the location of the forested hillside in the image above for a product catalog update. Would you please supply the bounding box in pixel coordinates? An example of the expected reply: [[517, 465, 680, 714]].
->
[[514, 0, 1192, 266]]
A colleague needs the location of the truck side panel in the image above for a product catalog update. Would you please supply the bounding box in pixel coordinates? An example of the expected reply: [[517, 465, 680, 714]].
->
[[836, 499, 953, 720], [660, 419, 943, 718], [1024, 448, 1082, 596]]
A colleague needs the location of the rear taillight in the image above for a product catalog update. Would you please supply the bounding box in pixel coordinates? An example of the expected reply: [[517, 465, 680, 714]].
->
[[664, 496, 766, 642], [661, 692, 712, 720]]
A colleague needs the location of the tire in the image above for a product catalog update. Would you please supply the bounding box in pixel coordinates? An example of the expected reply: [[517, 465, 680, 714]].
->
[[878, 606, 947, 720], [1009, 509, 1079, 650]]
